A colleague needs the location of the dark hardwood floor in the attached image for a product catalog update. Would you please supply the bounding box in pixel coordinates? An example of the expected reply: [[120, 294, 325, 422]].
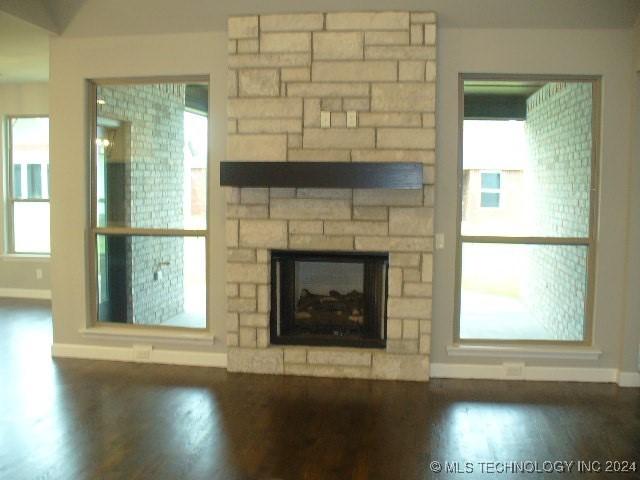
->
[[1, 298, 639, 479]]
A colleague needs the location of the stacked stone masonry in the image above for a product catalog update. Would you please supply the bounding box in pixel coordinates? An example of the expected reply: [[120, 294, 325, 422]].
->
[[226, 11, 436, 381]]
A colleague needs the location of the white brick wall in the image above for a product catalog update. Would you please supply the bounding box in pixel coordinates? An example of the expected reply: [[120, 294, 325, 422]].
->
[[225, 11, 436, 382]]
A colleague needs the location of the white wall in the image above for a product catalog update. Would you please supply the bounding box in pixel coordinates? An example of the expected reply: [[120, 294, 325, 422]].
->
[[0, 83, 51, 295], [49, 33, 227, 352], [433, 27, 638, 376]]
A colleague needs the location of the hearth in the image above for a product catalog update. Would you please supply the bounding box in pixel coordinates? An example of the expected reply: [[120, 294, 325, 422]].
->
[[270, 251, 388, 348]]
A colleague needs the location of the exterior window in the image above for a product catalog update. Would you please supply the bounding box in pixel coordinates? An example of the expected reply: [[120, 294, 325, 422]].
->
[[89, 78, 209, 330], [480, 172, 501, 208], [458, 76, 599, 344], [7, 116, 50, 254]]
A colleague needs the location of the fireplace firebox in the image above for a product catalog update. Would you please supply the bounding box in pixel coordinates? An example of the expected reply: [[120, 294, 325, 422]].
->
[[270, 251, 388, 348]]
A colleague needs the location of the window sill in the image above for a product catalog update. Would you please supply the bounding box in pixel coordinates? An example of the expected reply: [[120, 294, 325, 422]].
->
[[447, 344, 602, 361], [0, 254, 50, 262], [80, 325, 215, 346]]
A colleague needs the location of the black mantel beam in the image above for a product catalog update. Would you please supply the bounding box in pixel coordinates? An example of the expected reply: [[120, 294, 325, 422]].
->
[[220, 162, 423, 189]]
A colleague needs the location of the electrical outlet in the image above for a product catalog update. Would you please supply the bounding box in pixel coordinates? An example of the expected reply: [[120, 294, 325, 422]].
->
[[133, 344, 152, 361], [320, 111, 331, 128], [35, 268, 43, 280]]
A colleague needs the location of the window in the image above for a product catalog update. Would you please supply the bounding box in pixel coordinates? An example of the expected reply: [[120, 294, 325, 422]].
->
[[457, 75, 599, 344], [7, 116, 50, 254], [480, 171, 501, 208], [89, 78, 209, 330]]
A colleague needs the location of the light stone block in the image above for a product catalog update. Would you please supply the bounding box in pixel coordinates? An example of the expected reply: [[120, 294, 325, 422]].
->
[[389, 207, 434, 236], [226, 220, 238, 247], [321, 98, 341, 111], [288, 134, 303, 148], [424, 185, 435, 207], [238, 69, 280, 97], [228, 119, 237, 134], [420, 334, 431, 354], [281, 67, 311, 81], [371, 83, 435, 112], [270, 198, 351, 219], [425, 61, 436, 82], [270, 188, 296, 198], [227, 248, 257, 263], [410, 24, 423, 45], [403, 319, 420, 339], [238, 118, 302, 134], [228, 134, 287, 161], [365, 45, 436, 60], [239, 327, 257, 347], [228, 40, 237, 54], [284, 349, 307, 364], [228, 98, 302, 118], [225, 187, 240, 204], [387, 318, 403, 339], [388, 267, 403, 296], [312, 61, 397, 82], [386, 339, 419, 354], [288, 149, 350, 162], [228, 70, 237, 97], [284, 364, 371, 379], [226, 283, 239, 298], [257, 328, 269, 348], [389, 252, 421, 267], [411, 12, 437, 23], [307, 349, 372, 367], [422, 113, 435, 128], [404, 282, 432, 297], [326, 11, 409, 31], [226, 312, 239, 331], [331, 112, 347, 128], [226, 205, 269, 219], [239, 284, 256, 298], [343, 98, 370, 111], [257, 249, 269, 263], [364, 31, 410, 45], [355, 236, 433, 252], [353, 188, 423, 206], [237, 39, 259, 53], [288, 220, 322, 236], [288, 82, 369, 98], [403, 268, 422, 282], [228, 53, 310, 69], [257, 285, 270, 313], [227, 263, 269, 283], [228, 16, 258, 39], [289, 235, 354, 251], [227, 333, 239, 347], [303, 128, 375, 149], [423, 166, 436, 184], [388, 297, 431, 319], [260, 13, 324, 32], [227, 347, 284, 374], [228, 297, 257, 313], [352, 149, 434, 163], [313, 32, 364, 60], [399, 61, 425, 81], [353, 206, 388, 221], [240, 313, 269, 327], [420, 320, 431, 334], [240, 188, 269, 204], [324, 221, 388, 236], [377, 128, 435, 149], [297, 188, 351, 199], [422, 253, 433, 282], [261, 32, 311, 53], [303, 98, 320, 127], [358, 112, 422, 127], [424, 24, 437, 45], [372, 353, 429, 381], [239, 220, 288, 248]]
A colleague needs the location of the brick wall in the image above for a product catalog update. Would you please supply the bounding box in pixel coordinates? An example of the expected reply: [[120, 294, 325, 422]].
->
[[524, 82, 592, 340], [98, 84, 185, 325], [225, 11, 436, 381]]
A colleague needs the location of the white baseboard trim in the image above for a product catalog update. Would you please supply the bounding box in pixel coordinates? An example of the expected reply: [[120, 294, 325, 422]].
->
[[431, 362, 624, 384], [52, 343, 227, 368], [0, 288, 51, 300], [618, 371, 640, 388]]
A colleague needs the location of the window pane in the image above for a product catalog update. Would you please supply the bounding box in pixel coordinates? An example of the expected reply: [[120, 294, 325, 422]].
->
[[10, 117, 49, 200], [97, 235, 206, 328], [460, 242, 587, 341], [480, 192, 500, 208], [95, 82, 208, 229], [13, 202, 50, 254], [462, 81, 592, 237]]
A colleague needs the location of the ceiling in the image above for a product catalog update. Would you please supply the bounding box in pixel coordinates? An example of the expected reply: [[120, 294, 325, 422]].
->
[[0, 0, 639, 82]]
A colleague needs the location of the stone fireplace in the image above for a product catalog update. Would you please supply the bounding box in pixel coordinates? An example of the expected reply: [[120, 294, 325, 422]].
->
[[225, 11, 436, 381]]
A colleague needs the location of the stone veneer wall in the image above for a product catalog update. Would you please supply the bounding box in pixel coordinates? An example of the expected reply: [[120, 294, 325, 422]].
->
[[97, 84, 185, 325], [524, 82, 593, 340], [224, 11, 436, 381]]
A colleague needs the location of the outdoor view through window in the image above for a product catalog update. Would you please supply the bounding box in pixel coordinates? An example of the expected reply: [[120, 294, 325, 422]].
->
[[460, 79, 596, 342]]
